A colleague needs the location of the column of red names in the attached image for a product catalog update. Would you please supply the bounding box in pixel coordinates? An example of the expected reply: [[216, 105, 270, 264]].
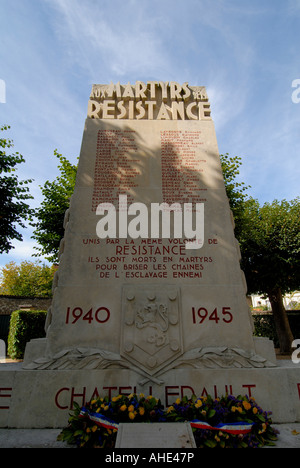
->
[[160, 130, 207, 204], [92, 129, 141, 211]]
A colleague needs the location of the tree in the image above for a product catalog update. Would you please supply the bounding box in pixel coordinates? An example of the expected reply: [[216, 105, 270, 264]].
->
[[220, 153, 250, 238], [0, 260, 57, 297], [31, 150, 77, 263], [0, 125, 33, 253], [221, 154, 300, 354], [239, 197, 300, 354]]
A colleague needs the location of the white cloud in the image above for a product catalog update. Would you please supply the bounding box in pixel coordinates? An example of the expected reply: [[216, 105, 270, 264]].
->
[[46, 0, 170, 79], [0, 236, 40, 268]]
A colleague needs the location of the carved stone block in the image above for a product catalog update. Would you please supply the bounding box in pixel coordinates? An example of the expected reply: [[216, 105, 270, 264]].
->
[[121, 285, 183, 375]]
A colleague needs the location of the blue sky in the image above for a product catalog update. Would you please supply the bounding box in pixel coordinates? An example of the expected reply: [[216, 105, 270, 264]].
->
[[0, 0, 300, 268]]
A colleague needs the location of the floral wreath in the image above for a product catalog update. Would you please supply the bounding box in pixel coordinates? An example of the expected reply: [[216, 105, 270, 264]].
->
[[58, 393, 278, 449]]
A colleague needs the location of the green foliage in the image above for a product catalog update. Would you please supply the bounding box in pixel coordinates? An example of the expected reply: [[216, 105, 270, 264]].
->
[[253, 314, 279, 346], [253, 312, 300, 348], [220, 153, 299, 351], [220, 153, 250, 238], [58, 393, 278, 449], [31, 150, 77, 263], [239, 197, 300, 295], [220, 154, 300, 297], [0, 261, 56, 297], [7, 310, 47, 359], [0, 125, 33, 253]]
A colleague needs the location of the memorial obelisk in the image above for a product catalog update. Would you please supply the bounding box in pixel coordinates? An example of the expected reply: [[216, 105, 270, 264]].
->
[[24, 81, 275, 373]]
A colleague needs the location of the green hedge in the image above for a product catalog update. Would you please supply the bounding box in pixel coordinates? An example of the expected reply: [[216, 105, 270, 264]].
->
[[253, 311, 300, 348], [7, 310, 47, 359]]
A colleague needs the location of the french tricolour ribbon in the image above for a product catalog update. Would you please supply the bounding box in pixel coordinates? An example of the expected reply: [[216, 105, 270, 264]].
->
[[79, 409, 253, 435], [79, 407, 119, 431], [190, 420, 254, 435]]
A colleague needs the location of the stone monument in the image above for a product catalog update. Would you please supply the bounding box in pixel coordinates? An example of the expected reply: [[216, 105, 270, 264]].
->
[[25, 81, 273, 371], [1, 81, 300, 428]]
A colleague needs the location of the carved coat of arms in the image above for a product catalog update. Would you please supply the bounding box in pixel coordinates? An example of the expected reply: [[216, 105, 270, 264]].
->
[[121, 286, 183, 376]]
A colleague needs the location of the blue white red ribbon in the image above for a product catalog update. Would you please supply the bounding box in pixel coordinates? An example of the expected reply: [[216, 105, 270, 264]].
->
[[79, 407, 119, 431], [190, 420, 254, 435], [79, 408, 254, 436]]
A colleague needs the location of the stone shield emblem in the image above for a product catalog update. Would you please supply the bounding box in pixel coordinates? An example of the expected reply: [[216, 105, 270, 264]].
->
[[121, 285, 183, 376]]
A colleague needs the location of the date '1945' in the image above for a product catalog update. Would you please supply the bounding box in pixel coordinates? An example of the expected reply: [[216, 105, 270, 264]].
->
[[192, 307, 233, 324]]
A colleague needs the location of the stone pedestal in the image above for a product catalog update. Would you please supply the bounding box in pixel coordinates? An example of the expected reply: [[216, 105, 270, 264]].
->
[[1, 361, 300, 427]]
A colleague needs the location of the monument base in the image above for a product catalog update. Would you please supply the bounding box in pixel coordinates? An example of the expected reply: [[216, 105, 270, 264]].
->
[[1, 360, 300, 428]]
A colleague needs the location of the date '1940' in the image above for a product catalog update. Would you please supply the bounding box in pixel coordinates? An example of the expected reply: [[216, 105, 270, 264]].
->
[[192, 307, 233, 324], [65, 307, 110, 324]]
